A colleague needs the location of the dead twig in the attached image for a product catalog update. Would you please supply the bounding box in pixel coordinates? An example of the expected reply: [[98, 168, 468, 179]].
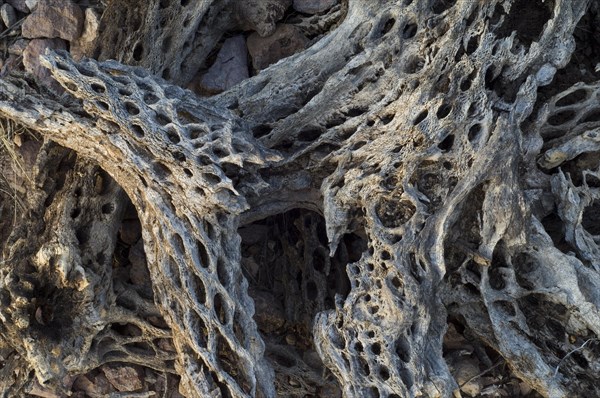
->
[[553, 338, 598, 378], [460, 361, 504, 388]]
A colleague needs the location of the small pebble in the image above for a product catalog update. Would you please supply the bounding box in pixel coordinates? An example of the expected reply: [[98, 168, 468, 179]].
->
[[0, 4, 17, 29]]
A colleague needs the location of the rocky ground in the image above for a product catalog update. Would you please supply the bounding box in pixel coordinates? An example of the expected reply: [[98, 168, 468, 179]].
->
[[0, 0, 559, 396]]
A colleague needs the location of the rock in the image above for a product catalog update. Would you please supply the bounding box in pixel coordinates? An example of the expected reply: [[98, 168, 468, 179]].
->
[[70, 7, 100, 61], [0, 4, 17, 29], [25, 0, 39, 10], [303, 350, 323, 370], [317, 385, 342, 398], [28, 380, 60, 398], [519, 381, 533, 395], [241, 257, 259, 280], [72, 373, 113, 396], [8, 38, 28, 56], [156, 338, 177, 352], [18, 139, 42, 168], [22, 38, 67, 93], [101, 364, 144, 392], [154, 373, 185, 398], [451, 358, 482, 397], [196, 35, 249, 94], [6, 0, 29, 13], [250, 288, 286, 333], [443, 323, 473, 352], [147, 316, 169, 329], [247, 24, 309, 71], [129, 240, 150, 286], [293, 0, 338, 14], [0, 55, 20, 77], [235, 0, 291, 37], [120, 219, 142, 245], [22, 0, 84, 41]]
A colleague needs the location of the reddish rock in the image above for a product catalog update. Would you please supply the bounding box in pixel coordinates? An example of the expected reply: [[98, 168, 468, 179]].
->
[[196, 35, 249, 94], [101, 364, 144, 392], [72, 373, 113, 396], [247, 24, 309, 71], [23, 38, 67, 93], [293, 0, 338, 14], [70, 7, 100, 61], [235, 0, 291, 37], [22, 0, 84, 41], [18, 139, 42, 168]]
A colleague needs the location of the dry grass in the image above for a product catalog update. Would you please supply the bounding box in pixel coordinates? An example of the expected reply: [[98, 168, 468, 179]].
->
[[0, 118, 29, 249], [0, 118, 30, 265], [0, 118, 30, 177]]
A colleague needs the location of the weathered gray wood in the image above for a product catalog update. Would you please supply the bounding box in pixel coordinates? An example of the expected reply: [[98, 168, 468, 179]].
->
[[1, 0, 600, 397]]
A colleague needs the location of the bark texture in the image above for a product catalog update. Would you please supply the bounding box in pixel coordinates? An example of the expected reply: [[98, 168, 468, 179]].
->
[[1, 0, 600, 397]]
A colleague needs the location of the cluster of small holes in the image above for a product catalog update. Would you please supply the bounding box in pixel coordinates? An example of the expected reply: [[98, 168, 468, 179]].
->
[[376, 197, 416, 228], [541, 84, 599, 140]]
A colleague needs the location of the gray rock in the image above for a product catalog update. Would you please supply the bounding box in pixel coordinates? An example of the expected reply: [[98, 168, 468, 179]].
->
[[22, 0, 84, 41], [25, 0, 39, 10], [0, 55, 19, 77], [247, 24, 309, 71], [22, 38, 66, 93], [8, 38, 28, 56], [251, 288, 285, 333], [293, 0, 338, 14], [0, 4, 17, 28], [119, 219, 141, 245], [6, 0, 29, 13], [197, 35, 249, 94], [235, 0, 291, 37], [128, 240, 150, 286]]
